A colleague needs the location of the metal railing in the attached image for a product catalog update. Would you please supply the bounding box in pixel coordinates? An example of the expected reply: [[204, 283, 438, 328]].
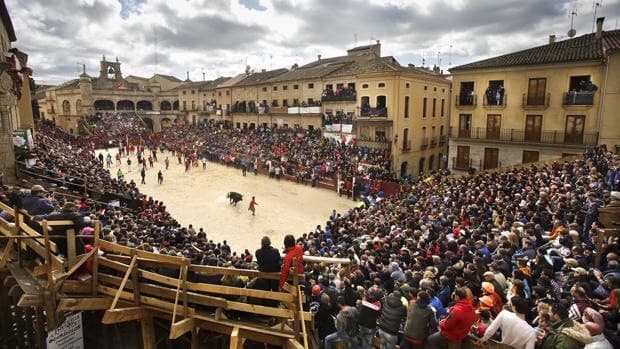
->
[[483, 93, 507, 108], [563, 91, 595, 106], [430, 137, 438, 148], [402, 140, 412, 152], [449, 126, 598, 146], [522, 93, 550, 108], [360, 106, 388, 117], [455, 94, 477, 107]]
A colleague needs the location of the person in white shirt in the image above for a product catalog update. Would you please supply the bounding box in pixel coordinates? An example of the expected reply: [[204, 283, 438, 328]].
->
[[477, 296, 537, 349], [583, 307, 613, 349]]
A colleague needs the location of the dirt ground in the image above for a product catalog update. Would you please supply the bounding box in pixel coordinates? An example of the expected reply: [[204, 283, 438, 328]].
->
[[97, 149, 357, 252]]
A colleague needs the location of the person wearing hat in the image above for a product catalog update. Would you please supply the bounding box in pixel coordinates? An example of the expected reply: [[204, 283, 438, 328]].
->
[[481, 282, 503, 318], [21, 184, 54, 216]]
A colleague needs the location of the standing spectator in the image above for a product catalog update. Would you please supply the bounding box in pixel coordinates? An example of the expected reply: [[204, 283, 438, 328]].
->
[[324, 306, 360, 349], [377, 291, 407, 349], [401, 290, 437, 349], [477, 296, 537, 349], [358, 286, 382, 349], [428, 288, 477, 349], [279, 234, 303, 290], [255, 236, 281, 292]]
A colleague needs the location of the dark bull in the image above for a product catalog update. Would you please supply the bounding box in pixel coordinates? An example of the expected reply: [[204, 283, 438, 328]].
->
[[226, 192, 243, 206]]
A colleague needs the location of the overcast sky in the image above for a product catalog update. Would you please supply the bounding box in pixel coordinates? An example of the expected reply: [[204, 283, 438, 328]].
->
[[6, 0, 620, 85]]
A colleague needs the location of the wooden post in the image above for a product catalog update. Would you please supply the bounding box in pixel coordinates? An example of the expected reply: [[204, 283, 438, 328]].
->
[[92, 220, 100, 296], [131, 249, 140, 305], [42, 220, 57, 330], [66, 228, 76, 266], [191, 328, 199, 349], [182, 259, 189, 317], [140, 313, 156, 349], [292, 257, 301, 341]]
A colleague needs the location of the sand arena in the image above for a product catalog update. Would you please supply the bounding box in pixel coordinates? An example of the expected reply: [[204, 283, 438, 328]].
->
[[97, 149, 357, 252]]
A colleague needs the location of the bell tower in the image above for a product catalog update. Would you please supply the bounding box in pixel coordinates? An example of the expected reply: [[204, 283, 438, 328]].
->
[[99, 55, 123, 81]]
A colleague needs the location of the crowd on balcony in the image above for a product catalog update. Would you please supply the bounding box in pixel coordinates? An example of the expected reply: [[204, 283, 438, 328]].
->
[[2, 118, 619, 349], [322, 87, 357, 100], [83, 111, 149, 138], [324, 112, 353, 125], [565, 81, 598, 105], [485, 85, 505, 106], [459, 85, 475, 106], [360, 103, 387, 117]]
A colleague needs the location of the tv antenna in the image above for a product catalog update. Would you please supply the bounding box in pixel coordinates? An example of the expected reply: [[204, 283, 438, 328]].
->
[[568, 9, 577, 37], [592, 1, 602, 33], [448, 44, 452, 66]]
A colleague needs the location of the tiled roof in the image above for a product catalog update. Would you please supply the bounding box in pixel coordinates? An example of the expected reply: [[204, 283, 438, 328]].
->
[[451, 30, 620, 72], [234, 68, 288, 87], [170, 77, 230, 91], [56, 79, 80, 90], [326, 56, 399, 77], [154, 74, 183, 82], [216, 73, 248, 88]]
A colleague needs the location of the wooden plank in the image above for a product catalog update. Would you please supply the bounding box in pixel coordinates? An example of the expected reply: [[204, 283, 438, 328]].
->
[[45, 220, 76, 226], [57, 297, 111, 311], [0, 236, 14, 268], [286, 338, 305, 349], [91, 220, 100, 296], [298, 285, 309, 349], [18, 216, 58, 253], [107, 254, 180, 269], [66, 229, 76, 265], [98, 284, 195, 315], [110, 254, 137, 310], [102, 307, 145, 324], [226, 301, 294, 319], [187, 281, 295, 303], [139, 268, 178, 287], [53, 248, 97, 287], [99, 240, 133, 255], [98, 256, 129, 272], [135, 249, 184, 266], [61, 279, 92, 294], [171, 263, 185, 324], [169, 318, 194, 340], [17, 293, 43, 307], [98, 273, 228, 308]]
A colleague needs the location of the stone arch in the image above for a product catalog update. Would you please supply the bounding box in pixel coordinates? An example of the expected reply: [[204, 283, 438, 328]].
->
[[62, 100, 71, 114], [172, 100, 179, 110], [94, 99, 114, 110], [117, 100, 135, 111], [136, 100, 153, 111], [161, 118, 172, 129], [160, 101, 172, 110]]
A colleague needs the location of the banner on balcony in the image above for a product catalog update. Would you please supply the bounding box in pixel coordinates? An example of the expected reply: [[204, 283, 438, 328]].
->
[[12, 129, 34, 154], [341, 124, 353, 133]]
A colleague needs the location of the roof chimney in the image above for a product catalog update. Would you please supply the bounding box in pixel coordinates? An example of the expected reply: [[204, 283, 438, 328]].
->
[[317, 54, 321, 61], [596, 17, 604, 40], [548, 35, 556, 44]]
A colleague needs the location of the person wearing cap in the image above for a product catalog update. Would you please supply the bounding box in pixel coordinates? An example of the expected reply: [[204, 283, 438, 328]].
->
[[21, 185, 54, 216], [481, 282, 503, 318]]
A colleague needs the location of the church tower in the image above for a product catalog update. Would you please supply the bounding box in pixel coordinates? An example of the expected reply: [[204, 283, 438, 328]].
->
[[99, 55, 123, 81]]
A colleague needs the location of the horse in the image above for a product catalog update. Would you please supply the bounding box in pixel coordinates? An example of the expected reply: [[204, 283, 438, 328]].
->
[[227, 192, 243, 206]]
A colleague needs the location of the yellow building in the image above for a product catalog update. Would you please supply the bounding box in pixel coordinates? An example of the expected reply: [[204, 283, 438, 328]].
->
[[0, 0, 35, 184], [448, 18, 620, 171], [219, 42, 451, 177]]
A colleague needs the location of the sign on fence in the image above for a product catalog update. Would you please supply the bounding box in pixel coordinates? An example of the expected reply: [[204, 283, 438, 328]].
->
[[46, 312, 84, 349]]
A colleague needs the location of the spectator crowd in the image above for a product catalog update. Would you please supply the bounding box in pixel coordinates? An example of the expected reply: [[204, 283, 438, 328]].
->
[[1, 115, 619, 349]]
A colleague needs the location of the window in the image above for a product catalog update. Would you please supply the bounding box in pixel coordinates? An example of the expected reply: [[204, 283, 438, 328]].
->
[[441, 99, 445, 116], [486, 114, 501, 139], [226, 91, 229, 96], [456, 146, 470, 169], [527, 78, 547, 105], [192, 101, 196, 110], [376, 96, 386, 109], [283, 99, 289, 107], [272, 100, 278, 107], [273, 86, 278, 91], [404, 96, 410, 118], [432, 98, 436, 117], [422, 97, 427, 117], [403, 128, 409, 149], [308, 98, 314, 105], [362, 84, 369, 88], [565, 115, 585, 144], [459, 82, 475, 105], [262, 87, 267, 92], [293, 84, 299, 90], [405, 83, 410, 88], [348, 82, 355, 89], [336, 83, 344, 89], [191, 90, 195, 94], [434, 87, 437, 92], [293, 98, 299, 106], [378, 82, 386, 88], [442, 88, 445, 93], [484, 148, 499, 169], [326, 84, 333, 90], [424, 86, 428, 90], [218, 92, 222, 96], [419, 158, 425, 175], [525, 115, 543, 142], [283, 85, 288, 90], [183, 91, 187, 95], [307, 83, 314, 89], [569, 76, 591, 91], [459, 114, 472, 138], [183, 101, 187, 110]]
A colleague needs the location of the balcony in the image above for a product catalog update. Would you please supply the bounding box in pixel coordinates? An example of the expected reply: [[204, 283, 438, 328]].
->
[[449, 126, 598, 146], [455, 94, 477, 108], [420, 138, 429, 150], [321, 88, 357, 102], [360, 106, 387, 117], [483, 94, 507, 109], [522, 93, 550, 109], [439, 135, 447, 145], [430, 137, 438, 148], [402, 140, 412, 152], [563, 91, 595, 106]]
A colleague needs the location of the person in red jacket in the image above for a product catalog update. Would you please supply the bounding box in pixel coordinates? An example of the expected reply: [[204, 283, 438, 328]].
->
[[279, 234, 304, 290], [428, 288, 477, 349]]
